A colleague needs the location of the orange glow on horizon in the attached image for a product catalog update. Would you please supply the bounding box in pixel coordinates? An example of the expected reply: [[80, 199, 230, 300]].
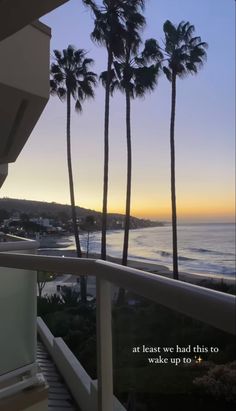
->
[[107, 203, 235, 221]]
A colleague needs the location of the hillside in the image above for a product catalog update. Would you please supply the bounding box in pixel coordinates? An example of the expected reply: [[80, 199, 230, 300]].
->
[[0, 197, 164, 230]]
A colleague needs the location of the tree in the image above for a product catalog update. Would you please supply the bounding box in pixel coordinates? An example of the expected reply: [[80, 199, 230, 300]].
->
[[101, 9, 160, 304], [159, 21, 207, 280], [83, 215, 96, 258], [20, 213, 29, 222], [37, 271, 55, 298], [50, 45, 97, 301], [83, 0, 127, 260], [109, 58, 159, 266], [83, 0, 145, 261], [0, 208, 10, 222]]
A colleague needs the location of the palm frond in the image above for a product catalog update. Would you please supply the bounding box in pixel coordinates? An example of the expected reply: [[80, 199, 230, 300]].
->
[[110, 79, 121, 96], [50, 45, 96, 111], [99, 68, 117, 89], [182, 22, 195, 42], [163, 66, 172, 82], [142, 38, 163, 63], [186, 62, 198, 74], [51, 63, 62, 74], [113, 61, 122, 80], [163, 20, 178, 45], [79, 80, 95, 99], [57, 87, 67, 101], [162, 19, 207, 78], [53, 49, 62, 61], [50, 79, 58, 95], [133, 64, 159, 97], [75, 99, 83, 113]]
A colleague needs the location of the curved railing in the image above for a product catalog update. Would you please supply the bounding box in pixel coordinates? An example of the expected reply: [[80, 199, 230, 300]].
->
[[0, 252, 235, 411]]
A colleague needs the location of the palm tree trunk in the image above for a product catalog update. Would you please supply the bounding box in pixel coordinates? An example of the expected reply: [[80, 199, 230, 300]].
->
[[117, 89, 132, 305], [101, 49, 112, 260], [170, 73, 178, 280], [86, 230, 90, 258], [66, 91, 87, 301], [122, 89, 132, 266]]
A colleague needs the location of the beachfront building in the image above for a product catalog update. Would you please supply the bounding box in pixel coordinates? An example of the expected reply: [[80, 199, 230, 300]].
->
[[0, 1, 235, 411]]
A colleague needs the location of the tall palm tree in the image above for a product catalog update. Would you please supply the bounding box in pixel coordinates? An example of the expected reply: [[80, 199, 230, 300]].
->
[[117, 66, 160, 266], [160, 20, 208, 279], [83, 0, 126, 260], [50, 45, 97, 301], [101, 38, 160, 304], [83, 0, 145, 261]]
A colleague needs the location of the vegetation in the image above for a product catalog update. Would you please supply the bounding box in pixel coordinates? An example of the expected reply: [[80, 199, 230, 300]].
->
[[38, 294, 235, 410], [2, 1, 234, 409], [151, 21, 207, 279], [83, 0, 127, 260], [0, 198, 161, 233], [50, 45, 97, 301], [107, 22, 161, 268], [83, 0, 151, 262], [81, 215, 96, 257], [100, 4, 162, 303], [37, 271, 56, 298]]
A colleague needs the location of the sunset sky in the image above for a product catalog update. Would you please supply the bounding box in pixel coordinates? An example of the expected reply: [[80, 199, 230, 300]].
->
[[1, 0, 235, 222]]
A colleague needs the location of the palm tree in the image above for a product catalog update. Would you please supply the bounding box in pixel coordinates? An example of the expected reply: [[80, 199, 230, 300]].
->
[[83, 215, 96, 258], [101, 37, 160, 304], [160, 21, 208, 279], [83, 0, 126, 260], [50, 45, 97, 301], [83, 0, 145, 261]]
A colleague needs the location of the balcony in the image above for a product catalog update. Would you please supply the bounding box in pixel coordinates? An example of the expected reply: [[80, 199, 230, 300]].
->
[[0, 238, 235, 411], [0, 21, 51, 165]]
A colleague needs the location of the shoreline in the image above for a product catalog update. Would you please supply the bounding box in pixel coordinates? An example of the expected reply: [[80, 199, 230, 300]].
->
[[38, 248, 235, 286]]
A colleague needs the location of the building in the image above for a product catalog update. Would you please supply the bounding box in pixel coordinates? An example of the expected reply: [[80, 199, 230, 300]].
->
[[0, 1, 235, 411]]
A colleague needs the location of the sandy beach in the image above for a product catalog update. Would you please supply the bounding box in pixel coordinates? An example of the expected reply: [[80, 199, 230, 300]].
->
[[38, 246, 235, 298]]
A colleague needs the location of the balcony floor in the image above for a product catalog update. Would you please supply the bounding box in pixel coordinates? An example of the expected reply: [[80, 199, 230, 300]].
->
[[37, 340, 79, 411]]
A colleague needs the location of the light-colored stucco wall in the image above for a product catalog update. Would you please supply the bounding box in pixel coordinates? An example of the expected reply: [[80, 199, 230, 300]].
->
[[0, 22, 51, 98], [0, 22, 51, 164]]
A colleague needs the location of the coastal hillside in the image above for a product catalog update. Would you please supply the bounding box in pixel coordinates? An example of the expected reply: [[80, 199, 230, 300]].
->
[[0, 197, 164, 230]]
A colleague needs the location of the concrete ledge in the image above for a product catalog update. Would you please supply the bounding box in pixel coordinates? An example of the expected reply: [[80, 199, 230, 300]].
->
[[53, 338, 92, 411], [0, 235, 39, 252], [37, 318, 126, 411], [37, 317, 53, 354], [31, 21, 51, 37]]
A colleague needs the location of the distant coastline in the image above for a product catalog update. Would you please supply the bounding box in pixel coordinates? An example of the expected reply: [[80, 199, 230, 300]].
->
[[0, 197, 164, 230]]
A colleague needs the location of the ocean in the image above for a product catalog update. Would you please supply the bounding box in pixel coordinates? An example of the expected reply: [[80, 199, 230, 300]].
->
[[51, 223, 235, 280]]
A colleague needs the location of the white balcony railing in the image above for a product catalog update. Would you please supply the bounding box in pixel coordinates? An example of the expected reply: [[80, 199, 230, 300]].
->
[[0, 252, 235, 411]]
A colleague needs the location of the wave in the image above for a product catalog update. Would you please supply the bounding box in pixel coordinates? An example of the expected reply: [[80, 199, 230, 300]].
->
[[156, 250, 194, 262], [188, 247, 234, 256], [179, 256, 195, 261]]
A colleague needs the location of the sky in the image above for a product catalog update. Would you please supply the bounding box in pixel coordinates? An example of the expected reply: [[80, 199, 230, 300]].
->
[[1, 0, 235, 222]]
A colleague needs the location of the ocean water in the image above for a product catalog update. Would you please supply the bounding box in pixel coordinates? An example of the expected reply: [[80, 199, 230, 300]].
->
[[51, 223, 236, 280]]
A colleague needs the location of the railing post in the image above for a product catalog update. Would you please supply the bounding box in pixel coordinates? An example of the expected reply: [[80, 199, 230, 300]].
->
[[96, 278, 113, 411]]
